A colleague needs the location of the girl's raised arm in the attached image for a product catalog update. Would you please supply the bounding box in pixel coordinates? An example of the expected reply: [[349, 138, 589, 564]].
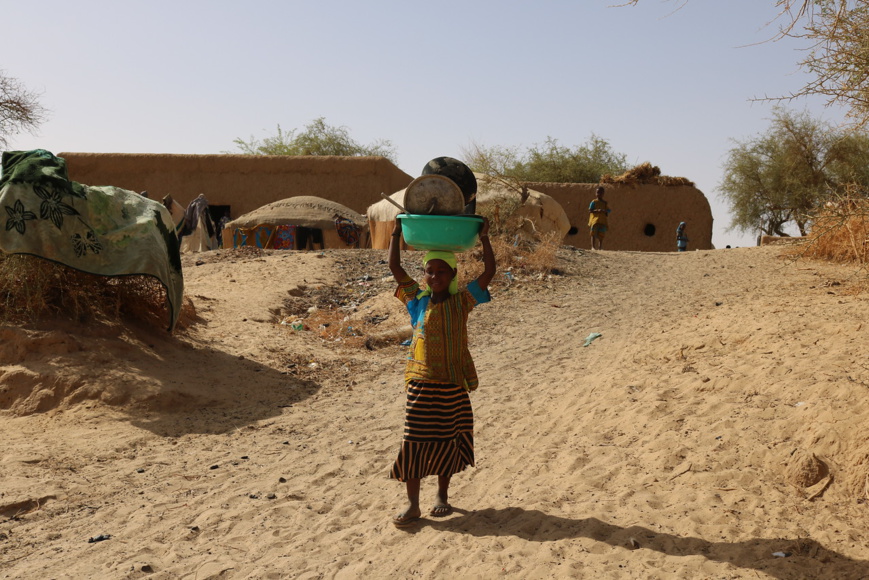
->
[[476, 217, 496, 290], [388, 219, 409, 282]]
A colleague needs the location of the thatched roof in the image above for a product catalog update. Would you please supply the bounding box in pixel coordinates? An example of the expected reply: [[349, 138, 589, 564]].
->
[[229, 196, 367, 230], [600, 162, 694, 187], [475, 175, 570, 237], [366, 189, 408, 222]]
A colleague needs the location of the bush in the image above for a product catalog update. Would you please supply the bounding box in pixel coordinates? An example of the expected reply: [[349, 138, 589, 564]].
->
[[0, 253, 192, 329], [796, 198, 869, 264], [459, 230, 562, 287]]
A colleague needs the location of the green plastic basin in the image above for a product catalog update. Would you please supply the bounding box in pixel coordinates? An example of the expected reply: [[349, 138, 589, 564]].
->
[[398, 214, 484, 252]]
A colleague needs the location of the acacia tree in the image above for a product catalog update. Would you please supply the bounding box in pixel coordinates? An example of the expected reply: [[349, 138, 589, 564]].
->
[[720, 108, 869, 236], [231, 117, 397, 162], [462, 135, 628, 184], [0, 71, 46, 150], [622, 1, 869, 128], [794, 1, 869, 128]]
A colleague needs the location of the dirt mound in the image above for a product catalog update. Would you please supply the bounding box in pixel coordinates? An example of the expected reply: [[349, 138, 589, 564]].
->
[[0, 249, 398, 417], [783, 449, 828, 488], [0, 323, 172, 415]]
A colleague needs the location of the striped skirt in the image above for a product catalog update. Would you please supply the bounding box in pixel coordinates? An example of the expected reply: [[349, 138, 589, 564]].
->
[[389, 380, 475, 481]]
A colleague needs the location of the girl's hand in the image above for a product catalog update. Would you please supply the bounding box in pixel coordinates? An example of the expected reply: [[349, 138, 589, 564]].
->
[[479, 217, 490, 238]]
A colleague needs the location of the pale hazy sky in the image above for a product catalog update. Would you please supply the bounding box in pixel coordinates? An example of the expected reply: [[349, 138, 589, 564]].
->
[[3, 0, 844, 248]]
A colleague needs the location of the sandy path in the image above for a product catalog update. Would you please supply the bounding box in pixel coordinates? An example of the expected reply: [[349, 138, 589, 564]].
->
[[2, 246, 869, 579]]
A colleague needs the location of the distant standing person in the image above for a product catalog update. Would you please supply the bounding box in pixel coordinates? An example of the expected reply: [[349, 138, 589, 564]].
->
[[676, 221, 689, 252], [588, 186, 610, 250], [217, 211, 232, 248]]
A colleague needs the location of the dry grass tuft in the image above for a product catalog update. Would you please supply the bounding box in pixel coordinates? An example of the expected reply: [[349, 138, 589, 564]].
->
[[0, 253, 188, 329], [796, 200, 869, 264], [462, 186, 564, 284], [459, 230, 563, 288], [600, 162, 694, 187], [784, 197, 869, 293]]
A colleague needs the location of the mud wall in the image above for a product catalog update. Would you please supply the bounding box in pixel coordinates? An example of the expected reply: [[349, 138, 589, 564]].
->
[[527, 182, 714, 251], [56, 153, 712, 252], [57, 153, 414, 219]]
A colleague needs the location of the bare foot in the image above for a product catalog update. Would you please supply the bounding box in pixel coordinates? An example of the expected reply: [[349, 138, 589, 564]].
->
[[430, 502, 452, 517], [392, 505, 421, 527], [432, 476, 452, 517], [430, 490, 452, 517]]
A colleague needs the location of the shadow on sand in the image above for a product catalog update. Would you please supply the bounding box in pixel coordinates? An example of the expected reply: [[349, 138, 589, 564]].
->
[[89, 319, 325, 436], [415, 507, 869, 579], [0, 318, 322, 436]]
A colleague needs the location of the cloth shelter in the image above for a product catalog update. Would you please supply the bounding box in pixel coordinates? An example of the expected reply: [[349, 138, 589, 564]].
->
[[226, 195, 368, 250], [0, 150, 184, 331]]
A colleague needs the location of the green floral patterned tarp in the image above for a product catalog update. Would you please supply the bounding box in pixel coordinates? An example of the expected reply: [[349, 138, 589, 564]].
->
[[0, 149, 184, 331]]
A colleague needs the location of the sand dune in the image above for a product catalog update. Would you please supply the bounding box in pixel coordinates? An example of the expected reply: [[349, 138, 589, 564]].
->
[[2, 245, 869, 579]]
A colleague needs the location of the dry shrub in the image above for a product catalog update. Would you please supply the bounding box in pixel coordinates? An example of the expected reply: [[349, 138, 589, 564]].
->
[[466, 184, 563, 283], [475, 184, 557, 252], [475, 195, 524, 239], [798, 199, 869, 264], [600, 162, 694, 187], [0, 253, 187, 329], [459, 230, 562, 286]]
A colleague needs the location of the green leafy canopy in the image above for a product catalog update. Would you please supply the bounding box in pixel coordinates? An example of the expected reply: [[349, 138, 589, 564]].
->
[[719, 108, 869, 237], [230, 117, 397, 163], [462, 135, 629, 184]]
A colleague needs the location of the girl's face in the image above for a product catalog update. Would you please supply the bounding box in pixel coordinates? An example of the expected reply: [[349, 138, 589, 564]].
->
[[424, 259, 456, 294]]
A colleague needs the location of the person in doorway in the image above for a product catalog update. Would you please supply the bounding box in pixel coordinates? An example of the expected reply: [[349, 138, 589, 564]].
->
[[216, 211, 232, 249], [588, 186, 610, 250], [387, 217, 496, 528], [676, 221, 689, 252]]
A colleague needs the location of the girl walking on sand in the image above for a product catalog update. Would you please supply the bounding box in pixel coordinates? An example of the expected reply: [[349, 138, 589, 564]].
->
[[387, 217, 496, 527]]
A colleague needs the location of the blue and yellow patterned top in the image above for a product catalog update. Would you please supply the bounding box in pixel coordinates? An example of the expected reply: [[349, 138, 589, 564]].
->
[[395, 275, 491, 391]]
